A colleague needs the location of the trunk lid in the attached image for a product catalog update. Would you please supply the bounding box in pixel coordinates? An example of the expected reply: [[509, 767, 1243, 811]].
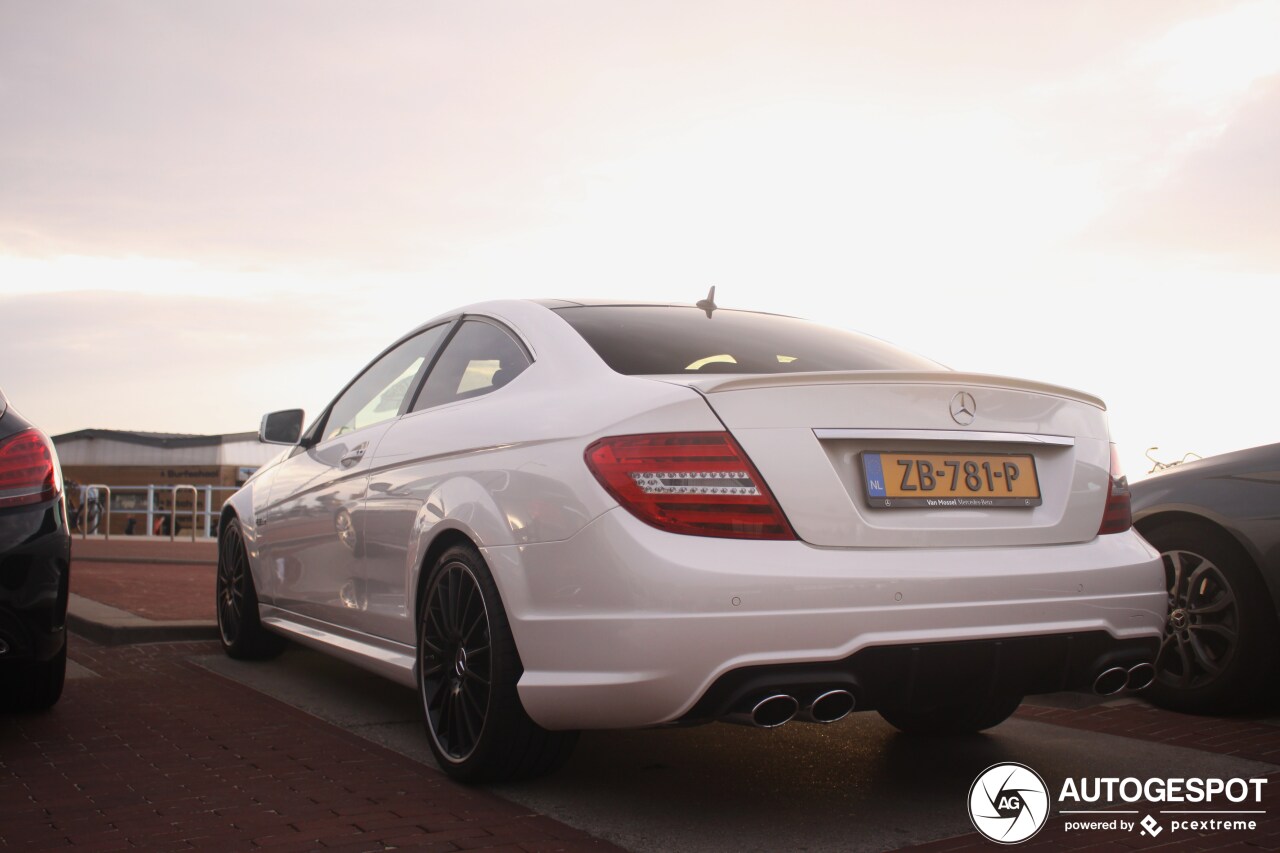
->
[[657, 371, 1112, 548]]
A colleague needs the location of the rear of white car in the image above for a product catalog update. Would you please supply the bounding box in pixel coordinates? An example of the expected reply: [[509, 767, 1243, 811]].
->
[[498, 304, 1165, 731], [223, 298, 1165, 782]]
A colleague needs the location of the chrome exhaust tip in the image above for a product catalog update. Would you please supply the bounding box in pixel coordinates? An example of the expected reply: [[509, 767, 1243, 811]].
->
[[1126, 662, 1156, 692], [798, 689, 856, 724], [722, 693, 800, 728], [751, 694, 799, 727], [1093, 666, 1129, 696], [723, 693, 799, 727], [0, 637, 8, 656]]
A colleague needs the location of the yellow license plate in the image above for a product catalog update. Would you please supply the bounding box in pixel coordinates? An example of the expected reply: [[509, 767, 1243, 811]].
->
[[861, 451, 1041, 508]]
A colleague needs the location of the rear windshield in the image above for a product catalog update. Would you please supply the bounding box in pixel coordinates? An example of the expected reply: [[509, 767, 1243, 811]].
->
[[554, 305, 940, 375]]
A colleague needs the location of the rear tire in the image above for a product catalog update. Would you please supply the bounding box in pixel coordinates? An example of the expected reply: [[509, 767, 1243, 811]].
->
[[417, 544, 577, 783], [878, 693, 1022, 735], [1141, 521, 1277, 714], [217, 519, 286, 661]]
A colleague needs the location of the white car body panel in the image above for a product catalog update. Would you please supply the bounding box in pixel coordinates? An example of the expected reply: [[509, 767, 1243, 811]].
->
[[497, 507, 1163, 729], [668, 373, 1113, 548], [357, 379, 721, 646], [222, 298, 1165, 733]]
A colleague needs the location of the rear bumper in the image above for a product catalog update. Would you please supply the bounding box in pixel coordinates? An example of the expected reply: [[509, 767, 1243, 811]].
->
[[0, 501, 72, 664], [487, 508, 1166, 730], [678, 631, 1158, 723]]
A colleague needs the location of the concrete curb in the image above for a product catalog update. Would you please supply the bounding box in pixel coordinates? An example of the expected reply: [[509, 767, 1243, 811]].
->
[[67, 593, 219, 646]]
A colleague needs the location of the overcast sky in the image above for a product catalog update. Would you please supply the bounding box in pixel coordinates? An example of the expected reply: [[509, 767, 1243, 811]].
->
[[2, 1, 1278, 480]]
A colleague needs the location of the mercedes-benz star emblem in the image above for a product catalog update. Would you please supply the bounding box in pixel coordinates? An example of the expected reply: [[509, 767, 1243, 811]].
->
[[950, 391, 977, 425]]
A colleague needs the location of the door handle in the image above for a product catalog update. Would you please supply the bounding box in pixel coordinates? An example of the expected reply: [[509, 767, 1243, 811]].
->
[[340, 443, 367, 468]]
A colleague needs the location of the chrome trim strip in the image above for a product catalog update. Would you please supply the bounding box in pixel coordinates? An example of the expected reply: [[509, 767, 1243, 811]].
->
[[813, 428, 1075, 446], [260, 607, 417, 687]]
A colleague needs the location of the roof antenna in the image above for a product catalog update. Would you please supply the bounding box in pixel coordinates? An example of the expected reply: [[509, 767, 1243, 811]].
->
[[695, 286, 718, 318]]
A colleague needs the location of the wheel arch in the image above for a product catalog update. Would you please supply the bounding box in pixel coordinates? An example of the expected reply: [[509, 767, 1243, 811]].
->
[[402, 473, 526, 625], [1135, 509, 1278, 613], [1136, 510, 1258, 568], [218, 487, 270, 598], [218, 504, 237, 540], [413, 527, 481, 626]]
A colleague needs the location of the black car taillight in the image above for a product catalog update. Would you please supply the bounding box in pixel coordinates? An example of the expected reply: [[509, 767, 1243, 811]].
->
[[0, 428, 59, 509], [585, 432, 796, 540], [1097, 443, 1132, 535]]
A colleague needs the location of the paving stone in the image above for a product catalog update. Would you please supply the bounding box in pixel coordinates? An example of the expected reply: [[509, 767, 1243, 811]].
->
[[0, 638, 623, 852]]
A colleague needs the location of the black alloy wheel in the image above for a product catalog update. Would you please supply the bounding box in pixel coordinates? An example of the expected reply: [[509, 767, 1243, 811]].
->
[[216, 519, 286, 660], [416, 544, 578, 782], [1157, 549, 1239, 691], [420, 558, 493, 763], [1142, 521, 1277, 714]]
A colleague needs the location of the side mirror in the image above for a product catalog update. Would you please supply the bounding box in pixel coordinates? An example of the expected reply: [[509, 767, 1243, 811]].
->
[[259, 409, 306, 446]]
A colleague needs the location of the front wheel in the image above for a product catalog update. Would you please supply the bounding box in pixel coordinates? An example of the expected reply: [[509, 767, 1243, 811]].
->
[[217, 519, 286, 660], [417, 544, 577, 783], [878, 693, 1022, 735]]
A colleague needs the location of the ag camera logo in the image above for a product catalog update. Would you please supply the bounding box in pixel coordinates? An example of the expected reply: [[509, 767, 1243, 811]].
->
[[968, 762, 1050, 844]]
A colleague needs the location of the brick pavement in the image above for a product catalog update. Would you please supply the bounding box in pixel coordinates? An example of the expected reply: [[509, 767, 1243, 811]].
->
[[70, 563, 214, 622], [19, 559, 1280, 851], [1016, 702, 1280, 766], [0, 639, 622, 852], [71, 539, 216, 566]]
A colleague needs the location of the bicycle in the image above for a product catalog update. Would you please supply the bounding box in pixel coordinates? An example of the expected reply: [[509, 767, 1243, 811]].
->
[[1145, 447, 1202, 474], [73, 487, 105, 534]]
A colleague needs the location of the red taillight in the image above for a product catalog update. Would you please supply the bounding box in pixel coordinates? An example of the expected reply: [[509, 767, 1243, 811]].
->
[[1098, 443, 1132, 535], [585, 432, 796, 540], [0, 428, 59, 509]]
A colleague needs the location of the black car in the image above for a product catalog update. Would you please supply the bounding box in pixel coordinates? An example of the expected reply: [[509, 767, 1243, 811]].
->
[[0, 387, 72, 711], [1131, 443, 1280, 713]]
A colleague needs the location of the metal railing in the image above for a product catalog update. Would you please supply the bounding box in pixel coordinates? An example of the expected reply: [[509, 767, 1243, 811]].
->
[[72, 484, 238, 540]]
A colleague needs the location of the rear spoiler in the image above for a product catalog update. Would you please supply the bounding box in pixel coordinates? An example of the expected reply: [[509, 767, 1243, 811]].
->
[[652, 370, 1106, 411]]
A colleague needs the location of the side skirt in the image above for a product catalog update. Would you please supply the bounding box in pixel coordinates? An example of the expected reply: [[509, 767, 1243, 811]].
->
[[258, 605, 418, 688]]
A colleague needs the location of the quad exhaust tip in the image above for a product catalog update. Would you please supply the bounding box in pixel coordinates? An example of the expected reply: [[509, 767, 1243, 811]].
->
[[1093, 663, 1157, 696], [751, 694, 800, 728], [1126, 662, 1156, 692], [1093, 666, 1129, 696], [725, 690, 856, 728], [800, 689, 856, 724], [723, 693, 800, 728]]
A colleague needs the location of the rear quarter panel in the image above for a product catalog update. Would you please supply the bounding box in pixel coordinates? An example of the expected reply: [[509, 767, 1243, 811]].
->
[[363, 372, 723, 643], [1132, 443, 1280, 616]]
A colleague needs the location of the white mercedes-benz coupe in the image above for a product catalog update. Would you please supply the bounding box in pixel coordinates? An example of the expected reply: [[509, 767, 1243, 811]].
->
[[218, 298, 1166, 781]]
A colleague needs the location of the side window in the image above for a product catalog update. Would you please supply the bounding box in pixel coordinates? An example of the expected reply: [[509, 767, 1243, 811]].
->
[[412, 320, 531, 412], [322, 325, 447, 442]]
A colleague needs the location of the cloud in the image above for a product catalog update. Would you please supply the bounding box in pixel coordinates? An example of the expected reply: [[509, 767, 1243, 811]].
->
[[0, 290, 387, 435], [0, 0, 1223, 269], [1083, 74, 1280, 268]]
